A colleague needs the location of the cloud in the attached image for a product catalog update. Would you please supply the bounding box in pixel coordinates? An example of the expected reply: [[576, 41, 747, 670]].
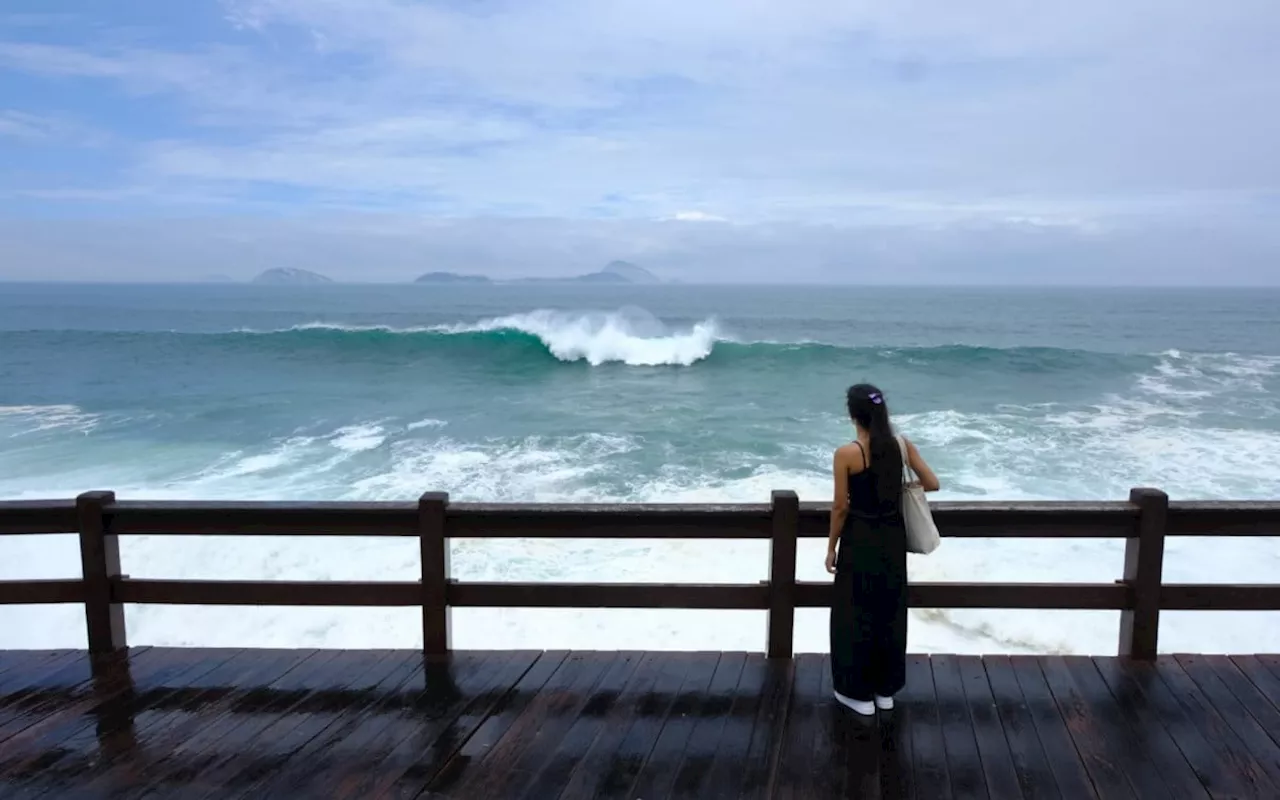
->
[[0, 110, 59, 140], [0, 1, 1278, 281], [2, 213, 1275, 285], [669, 211, 728, 223]]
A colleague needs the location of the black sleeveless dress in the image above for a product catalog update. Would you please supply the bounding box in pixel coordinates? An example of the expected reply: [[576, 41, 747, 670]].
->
[[829, 441, 908, 701]]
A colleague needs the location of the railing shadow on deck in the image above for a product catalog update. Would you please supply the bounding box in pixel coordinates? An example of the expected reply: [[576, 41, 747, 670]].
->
[[2, 489, 1279, 663]]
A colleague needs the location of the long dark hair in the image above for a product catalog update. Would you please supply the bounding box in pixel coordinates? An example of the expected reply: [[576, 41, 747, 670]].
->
[[846, 383, 902, 514]]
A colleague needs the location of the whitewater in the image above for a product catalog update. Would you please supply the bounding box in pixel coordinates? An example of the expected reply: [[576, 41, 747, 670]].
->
[[2, 283, 1278, 655]]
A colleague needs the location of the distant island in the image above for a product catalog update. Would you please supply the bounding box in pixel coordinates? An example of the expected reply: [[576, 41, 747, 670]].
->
[[253, 268, 333, 285], [521, 260, 660, 284], [415, 272, 492, 284], [592, 260, 660, 284], [415, 261, 660, 285]]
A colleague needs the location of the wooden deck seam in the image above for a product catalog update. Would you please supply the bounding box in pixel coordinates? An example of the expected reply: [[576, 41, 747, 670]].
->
[[1009, 655, 1100, 800], [1229, 655, 1280, 750], [5, 650, 1280, 799], [0, 648, 237, 794], [1151, 654, 1279, 797], [760, 656, 796, 799], [1217, 656, 1280, 753], [960, 654, 1022, 799], [77, 648, 273, 797], [415, 650, 568, 798], [124, 649, 329, 795]]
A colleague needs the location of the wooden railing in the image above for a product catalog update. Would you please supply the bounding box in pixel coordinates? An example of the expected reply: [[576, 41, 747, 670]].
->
[[1, 489, 1278, 661]]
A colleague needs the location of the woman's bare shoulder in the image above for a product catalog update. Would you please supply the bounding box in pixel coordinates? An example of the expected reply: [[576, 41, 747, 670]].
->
[[834, 442, 865, 469]]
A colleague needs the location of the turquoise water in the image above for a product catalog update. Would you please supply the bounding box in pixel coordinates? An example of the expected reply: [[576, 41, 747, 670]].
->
[[2, 283, 1278, 653]]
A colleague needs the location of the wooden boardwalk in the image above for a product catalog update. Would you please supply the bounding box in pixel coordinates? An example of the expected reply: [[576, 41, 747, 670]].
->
[[2, 649, 1280, 798]]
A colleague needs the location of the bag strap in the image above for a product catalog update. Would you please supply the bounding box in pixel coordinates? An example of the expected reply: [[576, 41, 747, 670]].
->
[[897, 434, 912, 485]]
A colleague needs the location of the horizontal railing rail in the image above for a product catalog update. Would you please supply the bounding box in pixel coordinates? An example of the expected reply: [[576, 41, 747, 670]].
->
[[1, 489, 1278, 661]]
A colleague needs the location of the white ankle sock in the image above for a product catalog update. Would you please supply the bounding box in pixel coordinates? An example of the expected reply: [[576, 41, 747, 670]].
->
[[833, 690, 875, 716], [874, 694, 895, 710]]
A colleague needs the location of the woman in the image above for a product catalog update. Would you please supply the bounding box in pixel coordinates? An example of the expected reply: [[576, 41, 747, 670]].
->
[[825, 384, 939, 716]]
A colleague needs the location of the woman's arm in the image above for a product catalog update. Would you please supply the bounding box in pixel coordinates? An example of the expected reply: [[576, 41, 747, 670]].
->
[[826, 447, 852, 573], [906, 438, 941, 492]]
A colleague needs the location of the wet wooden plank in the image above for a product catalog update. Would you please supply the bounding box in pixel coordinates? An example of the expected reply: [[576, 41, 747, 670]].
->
[[222, 652, 422, 793], [0, 652, 80, 691], [630, 652, 734, 800], [37, 649, 244, 794], [127, 650, 346, 796], [1154, 655, 1279, 798], [0, 649, 186, 757], [551, 652, 668, 800], [900, 654, 949, 800], [0, 648, 208, 762], [265, 651, 523, 798], [439, 652, 619, 799], [1232, 656, 1280, 711], [1094, 657, 1261, 800], [1176, 655, 1280, 788], [820, 653, 877, 800], [957, 656, 1021, 800], [1256, 654, 1280, 685], [640, 650, 747, 798], [554, 651, 698, 799], [932, 653, 988, 799], [1008, 656, 1099, 800], [0, 654, 100, 744], [124, 649, 323, 795], [407, 651, 570, 798], [1036, 655, 1139, 799], [72, 649, 272, 795], [167, 650, 372, 794], [515, 652, 644, 799], [1205, 656, 1280, 755], [982, 655, 1063, 800], [736, 656, 793, 800], [233, 652, 429, 798], [649, 652, 746, 799], [121, 649, 320, 785], [0, 652, 93, 704], [0, 648, 233, 795], [828, 654, 889, 800], [19, 648, 1280, 800], [773, 650, 824, 798], [874, 677, 913, 800], [366, 651, 548, 797], [774, 652, 843, 799], [195, 650, 405, 796], [593, 652, 720, 800], [1064, 657, 1205, 800]]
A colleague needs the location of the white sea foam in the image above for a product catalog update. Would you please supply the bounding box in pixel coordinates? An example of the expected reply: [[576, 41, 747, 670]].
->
[[0, 404, 100, 436], [2, 345, 1279, 654], [242, 322, 438, 334], [439, 309, 722, 366], [407, 418, 447, 431], [330, 424, 387, 452], [1139, 350, 1280, 401], [240, 312, 724, 365]]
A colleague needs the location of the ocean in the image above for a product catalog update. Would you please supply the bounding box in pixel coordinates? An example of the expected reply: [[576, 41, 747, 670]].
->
[[2, 283, 1278, 655]]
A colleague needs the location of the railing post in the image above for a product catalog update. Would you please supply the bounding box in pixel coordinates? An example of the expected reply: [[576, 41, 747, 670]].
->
[[1119, 488, 1168, 660], [767, 490, 799, 659], [76, 491, 126, 655], [419, 492, 451, 657]]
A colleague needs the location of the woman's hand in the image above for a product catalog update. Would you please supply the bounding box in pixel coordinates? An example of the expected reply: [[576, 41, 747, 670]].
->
[[825, 547, 837, 575]]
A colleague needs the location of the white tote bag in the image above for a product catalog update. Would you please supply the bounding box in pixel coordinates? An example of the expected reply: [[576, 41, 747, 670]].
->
[[897, 435, 941, 555]]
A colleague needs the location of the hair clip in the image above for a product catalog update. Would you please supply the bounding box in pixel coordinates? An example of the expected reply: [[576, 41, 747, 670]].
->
[[869, 392, 883, 404]]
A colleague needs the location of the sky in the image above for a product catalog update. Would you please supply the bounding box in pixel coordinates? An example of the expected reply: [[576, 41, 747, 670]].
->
[[1, 1, 1278, 284]]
